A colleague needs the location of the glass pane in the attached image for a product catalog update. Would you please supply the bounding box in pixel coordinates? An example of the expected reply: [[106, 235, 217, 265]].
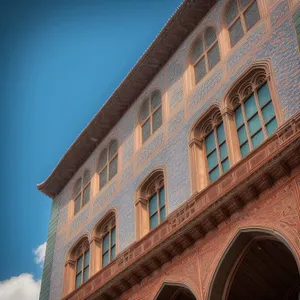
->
[[235, 106, 244, 128], [205, 27, 217, 49], [219, 142, 228, 161], [194, 57, 207, 84], [82, 184, 90, 206], [248, 114, 261, 135], [217, 123, 226, 144], [159, 187, 165, 208], [74, 179, 81, 196], [244, 94, 257, 119], [222, 158, 230, 173], [152, 107, 162, 133], [76, 256, 83, 273], [207, 150, 218, 171], [111, 245, 116, 260], [209, 167, 220, 182], [102, 233, 110, 253], [83, 171, 91, 186], [74, 194, 81, 215], [109, 140, 118, 159], [140, 99, 150, 122], [266, 118, 278, 136], [251, 129, 264, 149], [84, 250, 90, 268], [111, 227, 116, 246], [109, 155, 118, 180], [150, 213, 159, 230], [257, 82, 271, 107], [229, 18, 244, 47], [149, 194, 158, 216], [99, 167, 107, 189], [240, 0, 252, 8], [262, 102, 275, 124], [83, 268, 89, 282], [75, 273, 82, 288], [208, 43, 220, 70], [240, 142, 250, 157], [142, 119, 151, 143], [99, 149, 108, 171], [160, 206, 166, 222], [205, 131, 216, 154], [192, 38, 203, 64], [226, 0, 239, 25], [244, 1, 260, 31], [151, 91, 161, 110], [238, 125, 248, 145], [102, 252, 109, 267]]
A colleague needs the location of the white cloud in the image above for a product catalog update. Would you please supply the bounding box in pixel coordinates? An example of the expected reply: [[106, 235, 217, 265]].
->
[[0, 273, 41, 300], [33, 242, 47, 266]]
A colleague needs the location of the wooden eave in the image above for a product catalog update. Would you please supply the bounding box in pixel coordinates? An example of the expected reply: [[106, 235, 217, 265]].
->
[[37, 0, 218, 198], [62, 112, 300, 300]]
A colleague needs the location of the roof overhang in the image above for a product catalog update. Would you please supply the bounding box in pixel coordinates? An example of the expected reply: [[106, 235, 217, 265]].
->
[[37, 0, 218, 198]]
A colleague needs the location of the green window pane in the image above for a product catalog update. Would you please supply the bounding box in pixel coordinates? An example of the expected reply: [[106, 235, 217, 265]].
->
[[257, 82, 271, 107], [75, 273, 82, 288], [226, 0, 239, 25], [251, 129, 264, 149], [102, 252, 109, 267], [111, 227, 116, 246], [83, 171, 91, 186], [102, 233, 110, 253], [111, 245, 116, 260], [74, 194, 81, 215], [238, 125, 248, 145], [235, 106, 244, 128], [207, 43, 220, 70], [140, 100, 150, 122], [192, 39, 203, 64], [248, 114, 261, 135], [240, 142, 250, 158], [207, 150, 218, 171], [99, 167, 107, 189], [194, 57, 207, 83], [209, 167, 220, 182], [244, 1, 260, 31], [159, 187, 165, 208], [149, 194, 158, 215], [261, 102, 275, 124], [266, 118, 278, 136], [205, 27, 217, 49], [205, 131, 216, 154], [151, 91, 161, 110], [244, 94, 257, 119], [152, 107, 162, 133], [109, 155, 118, 180], [160, 206, 166, 222], [222, 158, 230, 173], [150, 213, 159, 230], [142, 119, 151, 143], [84, 250, 90, 268], [219, 142, 228, 161], [74, 180, 81, 196], [82, 184, 90, 206], [217, 123, 226, 144], [83, 268, 89, 282], [99, 149, 108, 170], [229, 18, 244, 47], [109, 140, 118, 159], [76, 256, 83, 273]]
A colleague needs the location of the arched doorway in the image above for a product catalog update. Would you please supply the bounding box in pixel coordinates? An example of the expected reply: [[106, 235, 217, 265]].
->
[[209, 230, 300, 300], [155, 283, 197, 300]]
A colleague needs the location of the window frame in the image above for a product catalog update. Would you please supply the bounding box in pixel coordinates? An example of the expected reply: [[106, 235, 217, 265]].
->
[[139, 90, 163, 144], [75, 248, 90, 288], [148, 185, 166, 230], [101, 225, 116, 268], [226, 0, 260, 47], [191, 27, 220, 85], [73, 171, 91, 216]]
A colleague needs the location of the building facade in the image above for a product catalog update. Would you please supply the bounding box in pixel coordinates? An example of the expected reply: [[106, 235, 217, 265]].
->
[[38, 0, 300, 299]]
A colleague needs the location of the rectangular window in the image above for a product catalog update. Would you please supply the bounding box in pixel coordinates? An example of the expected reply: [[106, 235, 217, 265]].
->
[[149, 187, 166, 230], [75, 249, 89, 288]]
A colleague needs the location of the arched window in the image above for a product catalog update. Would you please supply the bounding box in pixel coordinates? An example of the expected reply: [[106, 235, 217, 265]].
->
[[73, 170, 91, 215], [140, 90, 163, 144], [190, 106, 230, 189], [225, 0, 260, 47], [135, 170, 166, 239], [91, 211, 117, 272], [63, 236, 90, 295], [98, 140, 118, 189], [227, 68, 278, 158], [191, 27, 220, 84]]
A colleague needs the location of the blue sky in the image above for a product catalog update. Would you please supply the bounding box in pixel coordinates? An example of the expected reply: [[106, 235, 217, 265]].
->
[[0, 0, 182, 297]]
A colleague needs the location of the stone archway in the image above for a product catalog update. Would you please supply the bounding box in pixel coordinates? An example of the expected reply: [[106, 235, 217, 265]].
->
[[155, 283, 197, 300], [208, 229, 300, 300]]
